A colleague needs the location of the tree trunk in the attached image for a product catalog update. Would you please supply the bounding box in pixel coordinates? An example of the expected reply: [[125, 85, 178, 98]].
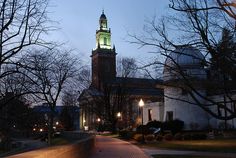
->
[[48, 114, 54, 145]]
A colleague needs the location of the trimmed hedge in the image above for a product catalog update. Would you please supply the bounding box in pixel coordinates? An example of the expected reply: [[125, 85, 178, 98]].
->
[[174, 133, 183, 140], [133, 134, 143, 142], [156, 134, 163, 141], [118, 130, 135, 140], [164, 133, 173, 141], [145, 134, 155, 141]]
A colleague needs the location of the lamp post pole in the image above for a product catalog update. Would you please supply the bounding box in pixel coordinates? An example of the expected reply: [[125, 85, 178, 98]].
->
[[139, 99, 145, 144]]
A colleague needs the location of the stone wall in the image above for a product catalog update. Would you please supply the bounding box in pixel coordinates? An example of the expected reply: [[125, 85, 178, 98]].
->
[[8, 133, 95, 158]]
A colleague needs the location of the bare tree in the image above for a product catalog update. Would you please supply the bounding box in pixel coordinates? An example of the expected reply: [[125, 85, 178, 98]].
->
[[20, 48, 79, 145], [0, 0, 53, 77], [0, 0, 53, 116], [117, 57, 138, 78], [129, 0, 236, 120]]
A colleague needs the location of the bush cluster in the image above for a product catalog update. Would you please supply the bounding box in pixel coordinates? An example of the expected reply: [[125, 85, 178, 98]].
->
[[118, 130, 135, 140], [145, 134, 155, 141], [164, 133, 173, 141], [133, 134, 143, 142], [138, 119, 184, 135]]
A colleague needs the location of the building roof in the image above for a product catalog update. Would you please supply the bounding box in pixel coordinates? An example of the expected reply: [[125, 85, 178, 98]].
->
[[100, 11, 107, 20], [165, 46, 205, 68], [33, 105, 79, 114]]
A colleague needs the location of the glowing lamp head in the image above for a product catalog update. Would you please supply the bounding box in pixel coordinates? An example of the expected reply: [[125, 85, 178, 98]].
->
[[139, 99, 144, 107], [117, 112, 121, 118]]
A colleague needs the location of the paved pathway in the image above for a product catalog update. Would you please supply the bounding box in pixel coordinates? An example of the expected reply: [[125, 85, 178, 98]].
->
[[89, 135, 150, 158]]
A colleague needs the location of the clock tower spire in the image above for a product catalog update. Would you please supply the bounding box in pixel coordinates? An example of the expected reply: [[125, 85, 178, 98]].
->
[[91, 11, 116, 90]]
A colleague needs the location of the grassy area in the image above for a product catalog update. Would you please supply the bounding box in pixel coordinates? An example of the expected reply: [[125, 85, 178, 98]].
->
[[99, 133, 119, 138], [51, 137, 70, 145], [143, 139, 236, 153], [152, 155, 226, 158]]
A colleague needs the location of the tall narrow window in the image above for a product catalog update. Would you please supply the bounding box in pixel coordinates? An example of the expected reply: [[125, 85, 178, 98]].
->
[[104, 37, 107, 45], [148, 109, 152, 121], [166, 111, 173, 121]]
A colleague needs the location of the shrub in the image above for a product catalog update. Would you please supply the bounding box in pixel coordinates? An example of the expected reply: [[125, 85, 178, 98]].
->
[[145, 134, 155, 141], [161, 119, 184, 134], [183, 134, 192, 140], [164, 133, 173, 141], [119, 130, 134, 140], [156, 134, 163, 141], [191, 133, 207, 140], [133, 134, 143, 142], [174, 133, 183, 140], [146, 120, 162, 129], [136, 125, 150, 135]]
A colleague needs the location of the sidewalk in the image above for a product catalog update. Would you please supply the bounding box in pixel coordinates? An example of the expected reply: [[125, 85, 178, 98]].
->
[[89, 135, 150, 158]]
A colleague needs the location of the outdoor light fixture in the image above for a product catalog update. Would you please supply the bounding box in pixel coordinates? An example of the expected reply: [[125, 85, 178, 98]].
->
[[97, 118, 101, 122], [117, 112, 121, 118], [139, 99, 146, 144], [139, 99, 144, 107], [56, 121, 59, 125]]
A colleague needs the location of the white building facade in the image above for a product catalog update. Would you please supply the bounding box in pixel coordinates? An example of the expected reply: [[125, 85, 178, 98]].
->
[[142, 46, 236, 130]]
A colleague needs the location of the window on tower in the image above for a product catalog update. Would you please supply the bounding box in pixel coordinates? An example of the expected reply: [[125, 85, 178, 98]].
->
[[104, 37, 107, 45]]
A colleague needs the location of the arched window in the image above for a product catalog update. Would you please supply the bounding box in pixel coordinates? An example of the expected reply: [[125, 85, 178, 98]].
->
[[104, 37, 107, 45]]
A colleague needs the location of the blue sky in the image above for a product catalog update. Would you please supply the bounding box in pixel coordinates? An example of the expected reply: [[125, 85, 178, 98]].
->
[[49, 0, 170, 64]]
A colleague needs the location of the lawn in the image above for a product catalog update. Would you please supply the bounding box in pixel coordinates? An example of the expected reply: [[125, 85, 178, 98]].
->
[[143, 139, 236, 153], [51, 137, 70, 145], [152, 155, 226, 158]]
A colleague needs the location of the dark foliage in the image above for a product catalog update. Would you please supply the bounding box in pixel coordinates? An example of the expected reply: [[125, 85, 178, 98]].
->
[[136, 125, 151, 135], [146, 119, 184, 134], [162, 119, 184, 134], [59, 106, 74, 131], [118, 130, 135, 140]]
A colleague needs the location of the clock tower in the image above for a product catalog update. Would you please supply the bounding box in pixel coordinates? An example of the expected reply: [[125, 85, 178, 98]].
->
[[91, 11, 116, 90]]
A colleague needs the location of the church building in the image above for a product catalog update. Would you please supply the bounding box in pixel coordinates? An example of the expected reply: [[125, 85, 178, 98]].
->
[[79, 11, 236, 131], [78, 11, 163, 130]]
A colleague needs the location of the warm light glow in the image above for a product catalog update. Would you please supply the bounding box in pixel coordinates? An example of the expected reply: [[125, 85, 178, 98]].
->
[[97, 118, 101, 122], [53, 126, 56, 129], [56, 121, 59, 125], [33, 128, 36, 131], [139, 99, 144, 107], [117, 112, 121, 117], [39, 128, 43, 132], [83, 119, 86, 123]]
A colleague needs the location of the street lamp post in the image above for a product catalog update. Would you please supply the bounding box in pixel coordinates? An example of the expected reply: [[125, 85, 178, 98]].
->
[[139, 99, 145, 144]]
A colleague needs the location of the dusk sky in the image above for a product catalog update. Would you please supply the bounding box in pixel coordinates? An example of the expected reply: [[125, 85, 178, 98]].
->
[[50, 0, 170, 64]]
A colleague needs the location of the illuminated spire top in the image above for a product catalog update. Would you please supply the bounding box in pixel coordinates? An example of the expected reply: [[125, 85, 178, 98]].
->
[[96, 10, 112, 49], [99, 10, 107, 30]]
